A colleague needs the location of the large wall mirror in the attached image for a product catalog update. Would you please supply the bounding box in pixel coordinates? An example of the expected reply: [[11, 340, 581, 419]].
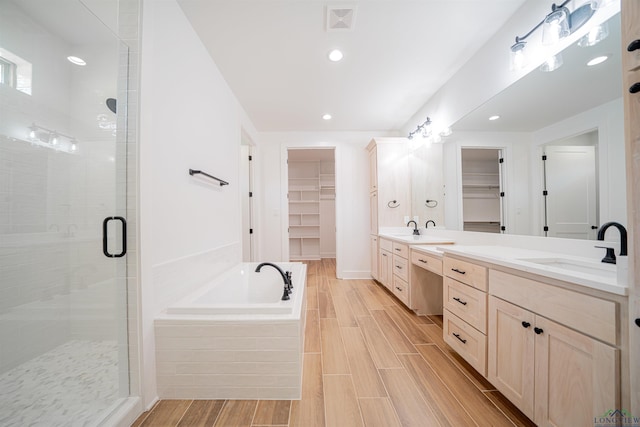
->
[[441, 8, 625, 240]]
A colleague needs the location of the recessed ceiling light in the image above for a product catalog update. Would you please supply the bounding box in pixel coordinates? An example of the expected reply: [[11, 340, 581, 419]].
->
[[489, 115, 501, 121], [67, 56, 86, 66], [587, 55, 609, 66], [328, 49, 343, 62], [322, 114, 332, 120]]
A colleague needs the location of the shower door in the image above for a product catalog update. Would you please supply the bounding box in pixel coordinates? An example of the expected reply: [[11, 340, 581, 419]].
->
[[0, 1, 131, 425]]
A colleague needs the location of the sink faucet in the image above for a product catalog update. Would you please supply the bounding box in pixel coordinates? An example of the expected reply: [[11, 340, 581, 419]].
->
[[596, 222, 628, 264], [255, 262, 293, 300], [407, 220, 419, 235], [425, 220, 436, 228]]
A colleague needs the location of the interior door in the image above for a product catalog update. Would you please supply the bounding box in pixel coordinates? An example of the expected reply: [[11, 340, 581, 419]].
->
[[544, 146, 597, 239]]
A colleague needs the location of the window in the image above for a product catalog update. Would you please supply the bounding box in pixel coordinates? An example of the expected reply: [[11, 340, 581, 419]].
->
[[0, 48, 32, 95]]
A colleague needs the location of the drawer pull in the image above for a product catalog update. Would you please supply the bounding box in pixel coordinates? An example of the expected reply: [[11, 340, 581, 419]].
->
[[382, 253, 387, 257], [631, 82, 640, 94], [395, 265, 403, 269], [534, 327, 544, 335], [395, 248, 402, 252], [395, 286, 403, 292], [451, 268, 466, 275], [453, 297, 467, 306], [522, 321, 531, 328], [453, 333, 467, 344], [635, 318, 640, 328], [419, 259, 428, 264], [628, 39, 640, 52]]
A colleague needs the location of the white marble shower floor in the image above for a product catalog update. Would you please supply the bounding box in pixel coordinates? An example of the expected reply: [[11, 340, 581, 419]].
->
[[0, 340, 120, 427]]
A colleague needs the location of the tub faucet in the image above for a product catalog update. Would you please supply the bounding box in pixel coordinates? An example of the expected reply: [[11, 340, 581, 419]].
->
[[425, 220, 436, 228], [407, 220, 419, 235], [255, 262, 292, 300], [596, 222, 628, 264]]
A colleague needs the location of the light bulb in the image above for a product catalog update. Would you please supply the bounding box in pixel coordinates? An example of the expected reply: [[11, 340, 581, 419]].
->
[[510, 42, 527, 71]]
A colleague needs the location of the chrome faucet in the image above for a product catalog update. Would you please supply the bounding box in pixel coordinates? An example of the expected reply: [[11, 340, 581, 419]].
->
[[596, 222, 628, 264], [255, 262, 293, 300], [407, 220, 419, 235], [425, 220, 436, 228]]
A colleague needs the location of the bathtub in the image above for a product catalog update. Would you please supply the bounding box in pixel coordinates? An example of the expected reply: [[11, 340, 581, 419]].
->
[[154, 262, 307, 400], [164, 262, 305, 317]]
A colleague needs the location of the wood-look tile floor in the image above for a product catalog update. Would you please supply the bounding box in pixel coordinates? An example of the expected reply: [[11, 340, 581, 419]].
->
[[132, 259, 535, 427]]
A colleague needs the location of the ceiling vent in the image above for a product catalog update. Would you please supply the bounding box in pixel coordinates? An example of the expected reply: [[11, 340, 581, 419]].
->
[[326, 6, 356, 32]]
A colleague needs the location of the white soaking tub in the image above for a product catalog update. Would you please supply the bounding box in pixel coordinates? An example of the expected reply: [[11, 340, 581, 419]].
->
[[154, 262, 307, 400]]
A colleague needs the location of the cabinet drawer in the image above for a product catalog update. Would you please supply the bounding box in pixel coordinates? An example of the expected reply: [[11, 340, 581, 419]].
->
[[392, 242, 409, 259], [393, 275, 409, 306], [393, 255, 409, 282], [380, 238, 393, 252], [444, 277, 487, 334], [444, 310, 487, 376], [411, 251, 442, 275], [443, 256, 487, 291]]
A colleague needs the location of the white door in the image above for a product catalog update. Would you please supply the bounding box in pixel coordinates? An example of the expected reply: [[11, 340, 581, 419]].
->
[[544, 146, 597, 239]]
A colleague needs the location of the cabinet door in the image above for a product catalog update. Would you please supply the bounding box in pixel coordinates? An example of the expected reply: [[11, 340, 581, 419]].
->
[[379, 249, 393, 290], [370, 235, 378, 280], [534, 316, 619, 426], [369, 147, 377, 193], [488, 296, 535, 419], [370, 191, 378, 235]]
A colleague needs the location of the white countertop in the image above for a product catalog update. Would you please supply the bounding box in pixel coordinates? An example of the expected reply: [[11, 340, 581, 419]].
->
[[438, 245, 628, 296], [378, 232, 455, 246], [410, 245, 445, 258]]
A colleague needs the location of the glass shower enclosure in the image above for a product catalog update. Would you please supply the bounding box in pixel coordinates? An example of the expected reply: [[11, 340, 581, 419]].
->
[[0, 0, 132, 425]]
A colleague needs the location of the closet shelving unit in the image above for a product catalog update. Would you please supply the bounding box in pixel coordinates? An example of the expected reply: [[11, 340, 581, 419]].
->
[[462, 172, 502, 233], [288, 159, 335, 260]]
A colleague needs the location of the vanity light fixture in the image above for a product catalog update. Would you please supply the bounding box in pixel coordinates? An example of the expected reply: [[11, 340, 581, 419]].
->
[[587, 55, 609, 66], [26, 123, 78, 153], [322, 114, 332, 120], [328, 49, 343, 62], [67, 55, 86, 66], [407, 117, 432, 140], [540, 53, 564, 72], [509, 0, 595, 71], [577, 22, 609, 47]]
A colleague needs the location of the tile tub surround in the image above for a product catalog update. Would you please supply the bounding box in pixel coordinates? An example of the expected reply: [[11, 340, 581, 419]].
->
[[154, 263, 307, 400]]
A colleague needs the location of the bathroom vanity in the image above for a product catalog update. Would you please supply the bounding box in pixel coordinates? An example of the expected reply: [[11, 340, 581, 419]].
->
[[371, 232, 629, 425]]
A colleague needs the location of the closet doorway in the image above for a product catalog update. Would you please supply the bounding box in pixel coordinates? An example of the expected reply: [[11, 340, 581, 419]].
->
[[461, 148, 505, 233], [287, 148, 336, 260]]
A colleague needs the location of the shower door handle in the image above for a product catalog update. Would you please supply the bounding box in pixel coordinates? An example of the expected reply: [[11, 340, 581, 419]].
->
[[103, 216, 127, 258]]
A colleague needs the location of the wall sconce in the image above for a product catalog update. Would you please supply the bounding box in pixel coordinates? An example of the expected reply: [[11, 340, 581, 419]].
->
[[510, 0, 596, 71], [27, 123, 78, 153]]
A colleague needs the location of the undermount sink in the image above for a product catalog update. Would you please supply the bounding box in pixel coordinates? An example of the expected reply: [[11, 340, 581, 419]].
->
[[516, 257, 616, 279]]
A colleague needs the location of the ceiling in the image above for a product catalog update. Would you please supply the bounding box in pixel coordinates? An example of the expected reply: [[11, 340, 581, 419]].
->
[[176, 0, 528, 133]]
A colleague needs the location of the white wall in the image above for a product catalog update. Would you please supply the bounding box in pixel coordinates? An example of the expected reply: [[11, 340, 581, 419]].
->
[[256, 131, 396, 279], [139, 0, 258, 408]]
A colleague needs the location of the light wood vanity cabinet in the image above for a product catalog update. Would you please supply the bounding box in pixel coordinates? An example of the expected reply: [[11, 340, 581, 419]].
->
[[378, 238, 393, 291], [442, 255, 488, 376], [488, 271, 619, 425], [390, 241, 410, 304]]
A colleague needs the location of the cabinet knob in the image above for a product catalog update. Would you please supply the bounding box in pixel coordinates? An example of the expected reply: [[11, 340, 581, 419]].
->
[[534, 327, 544, 335], [628, 39, 640, 52], [630, 82, 640, 94], [522, 321, 531, 328]]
